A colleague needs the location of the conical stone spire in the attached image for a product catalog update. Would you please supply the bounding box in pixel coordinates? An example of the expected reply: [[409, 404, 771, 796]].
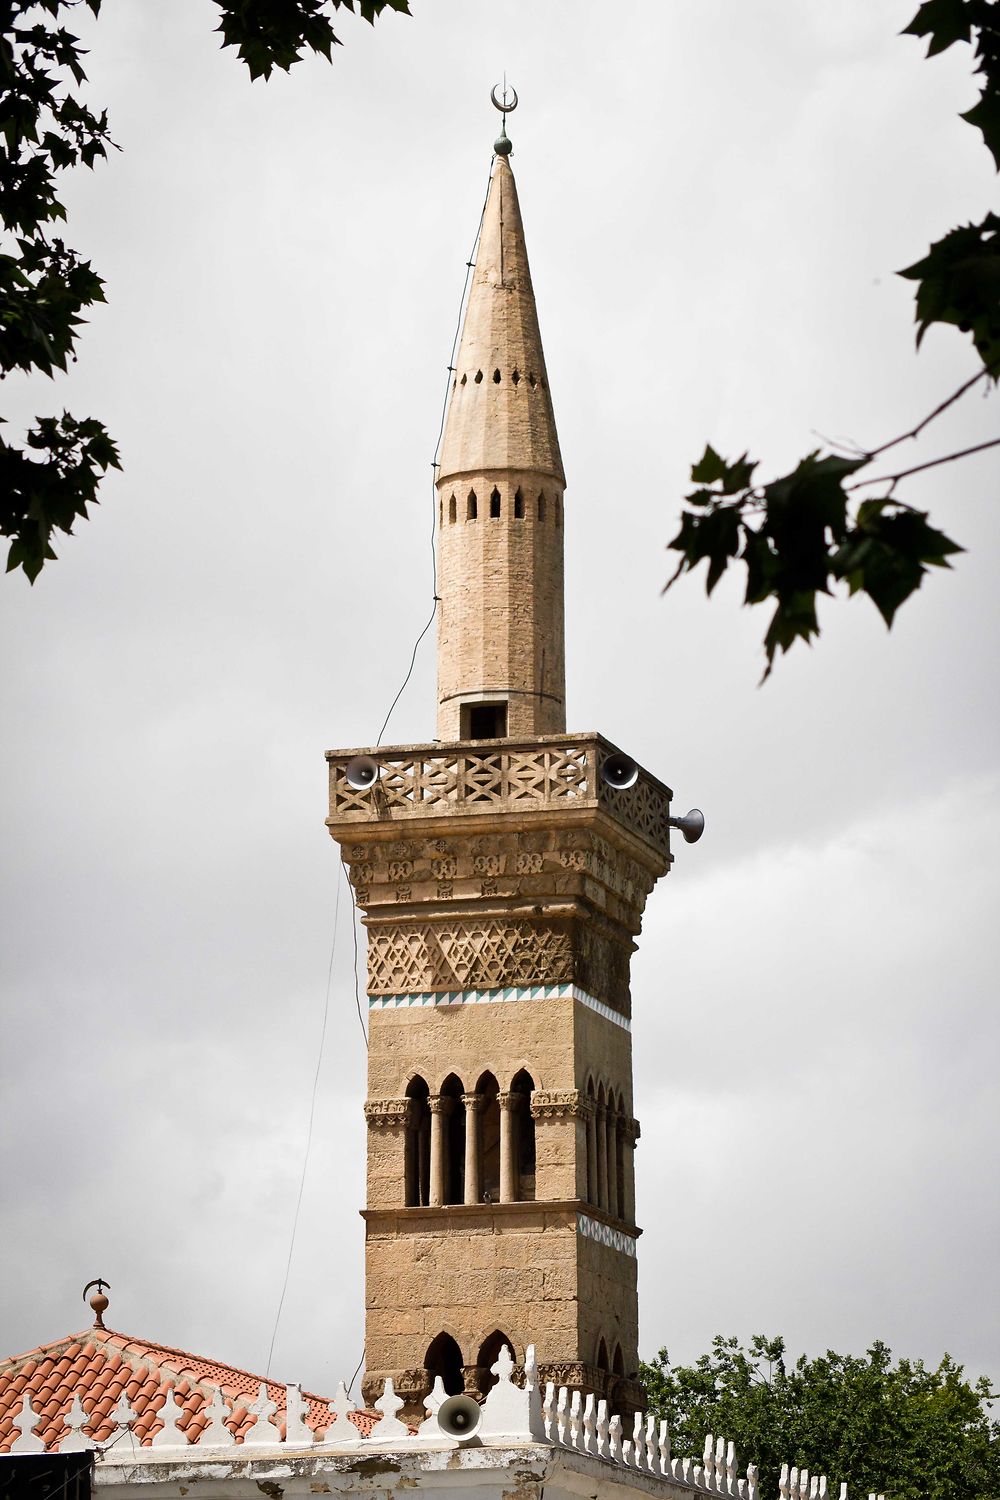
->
[[436, 151, 567, 742]]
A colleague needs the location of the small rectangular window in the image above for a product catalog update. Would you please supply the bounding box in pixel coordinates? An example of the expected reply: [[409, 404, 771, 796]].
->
[[463, 702, 508, 739]]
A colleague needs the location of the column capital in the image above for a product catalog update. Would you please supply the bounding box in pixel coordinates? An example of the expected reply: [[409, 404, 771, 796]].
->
[[461, 1092, 485, 1112], [530, 1088, 588, 1121], [428, 1093, 455, 1116], [497, 1089, 525, 1112], [363, 1097, 413, 1131]]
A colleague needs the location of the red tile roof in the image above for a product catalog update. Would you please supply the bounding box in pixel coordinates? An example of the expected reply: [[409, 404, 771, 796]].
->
[[0, 1327, 376, 1452]]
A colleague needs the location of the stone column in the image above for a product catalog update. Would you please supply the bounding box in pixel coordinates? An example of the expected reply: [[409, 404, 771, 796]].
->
[[596, 1103, 609, 1211], [607, 1111, 621, 1219], [428, 1095, 451, 1207], [462, 1092, 483, 1205], [585, 1103, 598, 1204], [498, 1090, 520, 1203]]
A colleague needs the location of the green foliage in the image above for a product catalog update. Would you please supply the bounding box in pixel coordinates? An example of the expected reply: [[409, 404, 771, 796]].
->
[[899, 215, 1000, 376], [641, 1335, 1000, 1500], [213, 0, 411, 81], [0, 0, 409, 582], [0, 0, 120, 580], [665, 445, 962, 680], [671, 2, 999, 675]]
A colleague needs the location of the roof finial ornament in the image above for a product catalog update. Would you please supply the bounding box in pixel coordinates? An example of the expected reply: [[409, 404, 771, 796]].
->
[[491, 78, 517, 157], [82, 1277, 111, 1330]]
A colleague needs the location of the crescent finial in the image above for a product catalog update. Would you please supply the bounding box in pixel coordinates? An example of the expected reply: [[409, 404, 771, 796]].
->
[[490, 83, 518, 115]]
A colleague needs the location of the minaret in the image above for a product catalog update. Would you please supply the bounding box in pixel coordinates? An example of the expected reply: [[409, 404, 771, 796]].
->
[[436, 127, 565, 740], [326, 101, 676, 1423]]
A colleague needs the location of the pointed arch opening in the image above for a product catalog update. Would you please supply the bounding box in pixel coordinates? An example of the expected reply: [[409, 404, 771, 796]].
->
[[441, 1072, 465, 1206], [514, 487, 524, 519], [405, 1076, 430, 1207], [490, 487, 501, 519], [467, 489, 478, 521], [597, 1337, 609, 1374], [511, 1068, 536, 1201], [448, 493, 457, 524], [477, 1330, 514, 1394], [477, 1071, 500, 1202], [537, 491, 546, 523], [425, 1332, 464, 1397], [612, 1343, 625, 1377], [492, 367, 501, 384]]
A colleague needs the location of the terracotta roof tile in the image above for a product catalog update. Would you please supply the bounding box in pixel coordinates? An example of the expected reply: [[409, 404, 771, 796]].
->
[[0, 1327, 378, 1451]]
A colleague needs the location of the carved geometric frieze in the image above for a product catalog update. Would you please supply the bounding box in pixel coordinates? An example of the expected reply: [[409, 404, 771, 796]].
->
[[341, 824, 658, 933], [365, 915, 633, 1012], [366, 919, 573, 995]]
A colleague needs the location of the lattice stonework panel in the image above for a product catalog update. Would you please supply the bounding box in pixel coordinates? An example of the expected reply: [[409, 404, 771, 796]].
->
[[367, 920, 574, 995], [326, 736, 672, 863]]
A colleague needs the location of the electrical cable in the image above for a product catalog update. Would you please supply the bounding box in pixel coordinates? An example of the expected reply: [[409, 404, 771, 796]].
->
[[346, 1344, 365, 1399], [375, 157, 496, 748], [264, 870, 342, 1378]]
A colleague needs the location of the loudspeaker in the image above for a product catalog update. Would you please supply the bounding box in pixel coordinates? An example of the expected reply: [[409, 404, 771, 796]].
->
[[669, 808, 705, 844], [600, 752, 639, 790], [436, 1394, 482, 1443], [345, 755, 379, 791]]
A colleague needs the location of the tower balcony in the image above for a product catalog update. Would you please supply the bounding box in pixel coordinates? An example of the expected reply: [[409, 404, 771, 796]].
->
[[326, 732, 673, 873]]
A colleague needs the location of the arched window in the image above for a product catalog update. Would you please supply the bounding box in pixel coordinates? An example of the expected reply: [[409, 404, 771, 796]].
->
[[612, 1343, 625, 1378], [511, 1068, 536, 1201], [449, 493, 457, 524], [425, 1333, 464, 1397], [477, 1072, 500, 1202], [477, 1331, 514, 1393], [537, 491, 546, 522], [596, 1337, 609, 1374], [490, 486, 501, 519], [441, 1073, 465, 1206], [467, 489, 478, 520], [514, 487, 524, 519], [405, 1076, 430, 1207]]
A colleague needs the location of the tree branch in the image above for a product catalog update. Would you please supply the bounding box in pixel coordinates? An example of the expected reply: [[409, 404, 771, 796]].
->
[[867, 368, 992, 458], [847, 437, 1000, 490]]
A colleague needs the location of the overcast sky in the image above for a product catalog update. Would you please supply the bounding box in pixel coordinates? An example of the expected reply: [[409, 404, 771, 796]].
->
[[1, 0, 998, 1416]]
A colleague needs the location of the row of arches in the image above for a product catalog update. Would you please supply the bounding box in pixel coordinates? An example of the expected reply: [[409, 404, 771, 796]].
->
[[423, 1329, 628, 1400], [404, 1070, 535, 1208], [584, 1079, 630, 1223], [440, 488, 561, 526]]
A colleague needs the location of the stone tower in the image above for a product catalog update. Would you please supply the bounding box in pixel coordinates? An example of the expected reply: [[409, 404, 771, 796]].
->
[[326, 123, 675, 1422]]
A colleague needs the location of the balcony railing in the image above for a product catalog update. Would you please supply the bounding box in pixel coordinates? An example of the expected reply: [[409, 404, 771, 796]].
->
[[326, 733, 672, 860]]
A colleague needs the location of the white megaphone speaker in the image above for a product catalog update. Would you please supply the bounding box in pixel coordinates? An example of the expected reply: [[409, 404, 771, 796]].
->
[[669, 808, 705, 844], [345, 755, 379, 791], [600, 752, 639, 790], [436, 1393, 482, 1443]]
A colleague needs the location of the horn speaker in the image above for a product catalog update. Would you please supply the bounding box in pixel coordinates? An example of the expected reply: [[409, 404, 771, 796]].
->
[[436, 1393, 482, 1443], [600, 752, 639, 790], [345, 755, 379, 791], [669, 808, 705, 844]]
